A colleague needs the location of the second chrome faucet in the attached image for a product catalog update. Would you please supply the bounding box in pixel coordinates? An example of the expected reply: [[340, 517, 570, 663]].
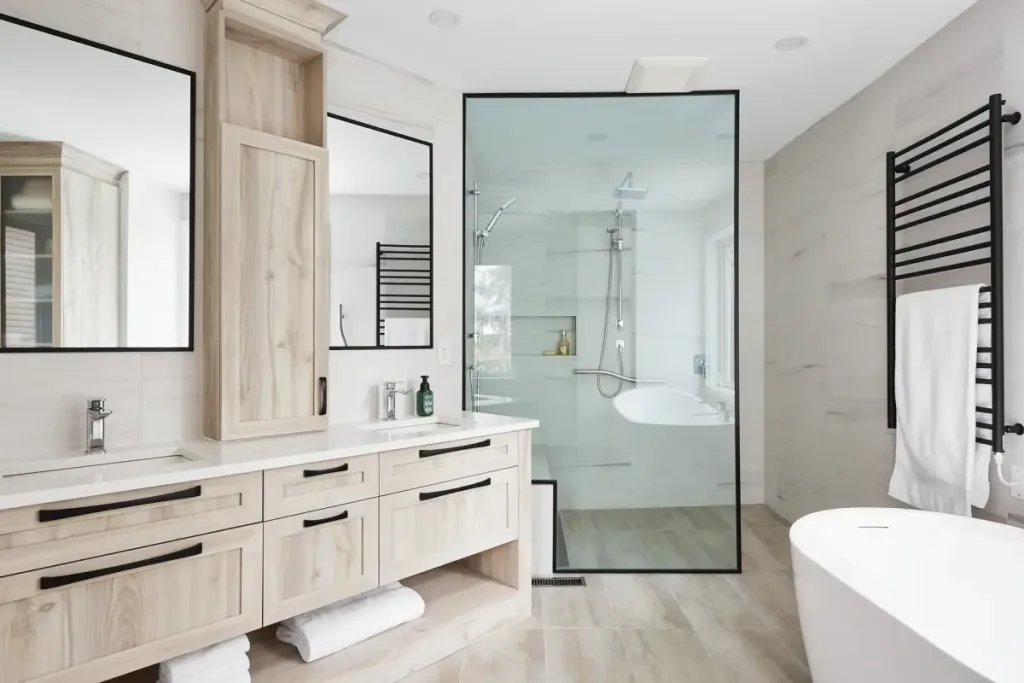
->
[[85, 398, 113, 454]]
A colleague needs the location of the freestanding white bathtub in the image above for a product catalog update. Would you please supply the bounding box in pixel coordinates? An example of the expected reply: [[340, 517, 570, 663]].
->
[[791, 508, 1024, 683]]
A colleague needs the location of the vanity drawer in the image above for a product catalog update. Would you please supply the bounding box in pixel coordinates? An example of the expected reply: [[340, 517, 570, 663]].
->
[[262, 497, 379, 625], [0, 524, 262, 683], [0, 473, 263, 577], [263, 453, 379, 520], [379, 432, 518, 495], [379, 467, 519, 584]]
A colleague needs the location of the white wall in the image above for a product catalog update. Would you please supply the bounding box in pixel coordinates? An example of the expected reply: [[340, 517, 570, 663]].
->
[[126, 178, 188, 347], [0, 0, 464, 458], [329, 194, 430, 348], [764, 0, 1024, 523]]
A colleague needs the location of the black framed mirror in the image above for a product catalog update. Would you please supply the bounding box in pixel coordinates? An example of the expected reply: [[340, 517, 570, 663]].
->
[[327, 113, 433, 350], [0, 13, 196, 352]]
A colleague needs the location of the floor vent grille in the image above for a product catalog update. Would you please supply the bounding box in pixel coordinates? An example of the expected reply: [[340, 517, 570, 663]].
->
[[532, 577, 586, 587]]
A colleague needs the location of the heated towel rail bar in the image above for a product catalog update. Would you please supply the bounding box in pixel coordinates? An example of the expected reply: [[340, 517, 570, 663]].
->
[[885, 94, 1023, 453]]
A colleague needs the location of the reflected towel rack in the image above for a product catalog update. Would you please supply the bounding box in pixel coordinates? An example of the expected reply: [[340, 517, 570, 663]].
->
[[572, 369, 664, 384], [885, 93, 1023, 453], [377, 242, 432, 345]]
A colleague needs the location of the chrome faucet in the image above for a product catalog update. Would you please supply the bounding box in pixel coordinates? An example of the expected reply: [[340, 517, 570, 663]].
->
[[85, 398, 112, 454], [382, 381, 411, 421]]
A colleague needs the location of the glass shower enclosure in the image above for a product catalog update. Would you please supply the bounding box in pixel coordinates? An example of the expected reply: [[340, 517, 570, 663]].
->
[[463, 93, 741, 573]]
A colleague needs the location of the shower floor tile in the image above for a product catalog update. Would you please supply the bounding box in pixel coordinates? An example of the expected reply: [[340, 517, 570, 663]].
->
[[556, 505, 785, 572]]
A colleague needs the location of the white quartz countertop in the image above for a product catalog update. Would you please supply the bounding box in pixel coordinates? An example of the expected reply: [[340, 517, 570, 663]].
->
[[0, 412, 538, 511]]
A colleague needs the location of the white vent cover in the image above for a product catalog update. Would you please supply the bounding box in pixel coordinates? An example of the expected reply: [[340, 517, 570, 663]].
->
[[625, 57, 709, 93]]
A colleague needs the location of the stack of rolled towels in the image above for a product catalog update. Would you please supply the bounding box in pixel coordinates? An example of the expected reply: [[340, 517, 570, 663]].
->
[[277, 582, 426, 663], [158, 636, 250, 683]]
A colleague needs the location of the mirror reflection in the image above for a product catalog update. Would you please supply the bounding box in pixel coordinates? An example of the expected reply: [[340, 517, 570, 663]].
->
[[327, 114, 433, 349], [0, 16, 193, 350]]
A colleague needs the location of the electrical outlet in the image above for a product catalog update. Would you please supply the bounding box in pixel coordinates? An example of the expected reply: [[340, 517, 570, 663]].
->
[[1012, 466, 1024, 500], [438, 339, 452, 366]]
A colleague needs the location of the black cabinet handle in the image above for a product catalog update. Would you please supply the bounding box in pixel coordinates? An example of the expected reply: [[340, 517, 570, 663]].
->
[[319, 377, 328, 416], [419, 477, 491, 502], [419, 438, 491, 459], [38, 485, 203, 523], [303, 462, 349, 478], [303, 510, 349, 528], [40, 543, 203, 590]]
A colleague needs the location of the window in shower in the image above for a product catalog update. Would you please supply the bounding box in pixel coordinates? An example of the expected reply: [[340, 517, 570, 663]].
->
[[706, 226, 736, 394], [463, 92, 741, 573]]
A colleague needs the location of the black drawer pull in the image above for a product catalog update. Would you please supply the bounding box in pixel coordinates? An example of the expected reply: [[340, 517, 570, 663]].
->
[[419, 477, 491, 502], [303, 462, 349, 478], [38, 485, 203, 523], [419, 438, 492, 459], [303, 510, 349, 528], [40, 543, 203, 590], [319, 377, 328, 416]]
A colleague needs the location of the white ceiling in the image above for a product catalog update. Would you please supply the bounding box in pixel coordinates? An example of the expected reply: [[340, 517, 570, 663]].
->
[[324, 0, 978, 160], [468, 94, 735, 213], [0, 18, 191, 192], [327, 116, 430, 194]]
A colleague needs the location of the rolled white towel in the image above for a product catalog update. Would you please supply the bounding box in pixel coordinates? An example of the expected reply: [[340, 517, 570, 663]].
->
[[276, 583, 425, 662], [158, 636, 249, 683], [9, 195, 51, 211], [158, 670, 250, 683]]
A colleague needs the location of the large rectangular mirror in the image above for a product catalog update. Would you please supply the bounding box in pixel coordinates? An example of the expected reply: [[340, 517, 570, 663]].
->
[[0, 14, 194, 351], [327, 114, 433, 350]]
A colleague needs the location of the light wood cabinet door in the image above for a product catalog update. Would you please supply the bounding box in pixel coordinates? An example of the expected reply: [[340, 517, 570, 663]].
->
[[379, 432, 519, 495], [0, 473, 263, 576], [379, 468, 519, 584], [263, 498, 379, 625], [0, 525, 262, 683], [263, 453, 379, 520], [217, 123, 329, 440]]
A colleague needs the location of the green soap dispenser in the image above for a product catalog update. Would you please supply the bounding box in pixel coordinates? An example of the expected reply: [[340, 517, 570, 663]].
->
[[416, 375, 434, 417]]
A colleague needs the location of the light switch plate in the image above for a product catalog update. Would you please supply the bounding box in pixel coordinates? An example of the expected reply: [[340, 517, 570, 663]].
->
[[1012, 466, 1024, 500], [438, 338, 452, 366]]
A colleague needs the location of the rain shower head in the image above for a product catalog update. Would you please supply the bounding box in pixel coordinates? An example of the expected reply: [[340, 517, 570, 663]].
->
[[614, 172, 649, 200], [481, 195, 518, 236]]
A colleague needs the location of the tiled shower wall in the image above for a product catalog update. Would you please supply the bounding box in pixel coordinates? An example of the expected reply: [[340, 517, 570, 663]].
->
[[0, 0, 465, 459], [765, 0, 1024, 522]]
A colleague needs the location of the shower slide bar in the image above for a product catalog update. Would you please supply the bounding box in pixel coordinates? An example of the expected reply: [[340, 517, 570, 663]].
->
[[572, 369, 664, 384]]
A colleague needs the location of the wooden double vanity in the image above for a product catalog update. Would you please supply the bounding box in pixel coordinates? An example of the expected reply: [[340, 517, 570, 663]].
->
[[0, 415, 536, 683]]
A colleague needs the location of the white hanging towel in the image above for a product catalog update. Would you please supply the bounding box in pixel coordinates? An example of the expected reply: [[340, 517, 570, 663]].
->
[[889, 283, 987, 516], [384, 318, 430, 346], [158, 636, 249, 683], [276, 582, 425, 663]]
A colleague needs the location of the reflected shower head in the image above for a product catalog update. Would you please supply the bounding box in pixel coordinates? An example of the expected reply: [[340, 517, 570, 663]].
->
[[614, 172, 649, 200], [481, 195, 518, 237]]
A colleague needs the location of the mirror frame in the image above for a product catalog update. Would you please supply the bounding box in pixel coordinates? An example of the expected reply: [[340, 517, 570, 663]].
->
[[0, 12, 196, 353], [327, 112, 434, 351]]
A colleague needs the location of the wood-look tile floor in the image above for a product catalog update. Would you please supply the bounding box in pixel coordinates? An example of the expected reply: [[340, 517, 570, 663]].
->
[[403, 505, 807, 682]]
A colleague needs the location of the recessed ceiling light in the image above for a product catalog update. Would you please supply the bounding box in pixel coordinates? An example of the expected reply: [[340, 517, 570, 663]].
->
[[416, 172, 430, 180], [428, 9, 461, 29], [775, 35, 810, 52], [586, 133, 608, 143]]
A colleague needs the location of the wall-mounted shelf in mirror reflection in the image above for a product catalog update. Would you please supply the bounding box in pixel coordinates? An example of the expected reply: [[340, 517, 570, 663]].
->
[[327, 113, 434, 350], [0, 12, 196, 353]]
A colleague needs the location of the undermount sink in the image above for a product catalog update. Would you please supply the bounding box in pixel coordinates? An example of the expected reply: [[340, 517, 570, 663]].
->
[[359, 417, 462, 439], [0, 450, 198, 487], [613, 387, 733, 426]]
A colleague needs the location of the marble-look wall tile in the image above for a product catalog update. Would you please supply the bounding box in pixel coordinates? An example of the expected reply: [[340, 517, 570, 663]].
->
[[765, 0, 1024, 522]]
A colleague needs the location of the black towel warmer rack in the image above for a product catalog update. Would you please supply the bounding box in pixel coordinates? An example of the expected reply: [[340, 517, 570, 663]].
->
[[376, 242, 432, 346], [886, 93, 1023, 453]]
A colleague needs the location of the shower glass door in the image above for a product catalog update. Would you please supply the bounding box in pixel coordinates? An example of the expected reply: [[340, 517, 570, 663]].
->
[[464, 93, 740, 572]]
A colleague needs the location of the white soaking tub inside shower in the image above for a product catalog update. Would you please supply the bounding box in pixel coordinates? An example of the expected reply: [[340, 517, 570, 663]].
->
[[791, 508, 1024, 683]]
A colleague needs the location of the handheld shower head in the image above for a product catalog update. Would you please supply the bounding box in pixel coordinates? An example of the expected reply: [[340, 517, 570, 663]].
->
[[481, 195, 518, 237]]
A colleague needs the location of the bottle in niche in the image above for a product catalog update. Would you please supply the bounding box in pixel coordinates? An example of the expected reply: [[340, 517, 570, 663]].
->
[[557, 330, 571, 356], [416, 375, 434, 417]]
